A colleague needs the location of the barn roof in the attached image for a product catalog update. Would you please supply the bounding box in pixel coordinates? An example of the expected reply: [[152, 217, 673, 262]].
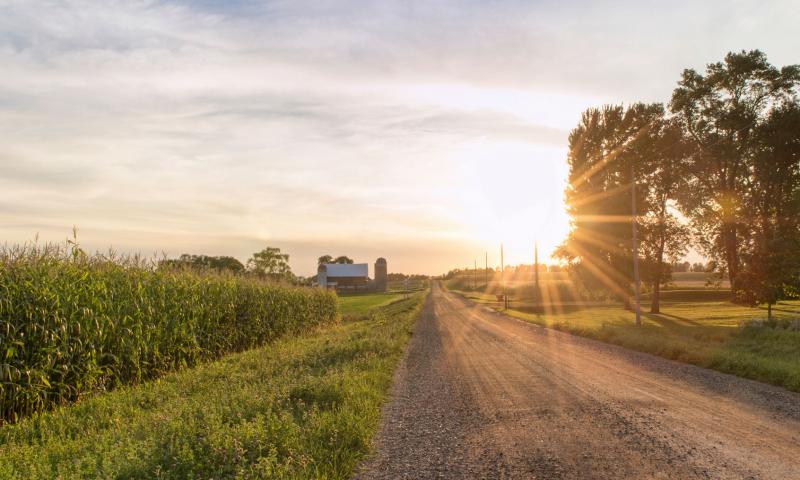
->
[[323, 263, 368, 278]]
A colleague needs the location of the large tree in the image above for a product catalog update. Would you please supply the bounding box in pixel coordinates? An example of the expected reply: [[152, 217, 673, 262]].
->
[[636, 117, 692, 313], [736, 103, 800, 317], [669, 50, 799, 292], [317, 255, 333, 265], [333, 256, 354, 264], [556, 103, 663, 305], [558, 103, 693, 311]]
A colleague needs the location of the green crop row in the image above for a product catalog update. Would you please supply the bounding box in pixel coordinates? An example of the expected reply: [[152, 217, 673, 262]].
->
[[0, 243, 338, 423]]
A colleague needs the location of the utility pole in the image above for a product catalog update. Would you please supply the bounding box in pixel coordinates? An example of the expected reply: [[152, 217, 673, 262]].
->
[[631, 163, 642, 326], [534, 241, 540, 309], [473, 259, 477, 290], [485, 251, 488, 287], [501, 243, 507, 309]]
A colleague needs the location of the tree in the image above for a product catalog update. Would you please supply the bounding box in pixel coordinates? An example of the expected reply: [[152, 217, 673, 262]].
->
[[672, 261, 690, 273], [333, 256, 353, 264], [318, 255, 333, 265], [690, 262, 705, 272], [670, 50, 800, 293], [636, 117, 692, 313], [736, 103, 800, 318], [247, 246, 293, 281], [556, 103, 665, 306], [210, 256, 246, 273]]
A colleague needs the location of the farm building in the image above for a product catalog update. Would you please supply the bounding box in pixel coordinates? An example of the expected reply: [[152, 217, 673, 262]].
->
[[317, 258, 388, 293]]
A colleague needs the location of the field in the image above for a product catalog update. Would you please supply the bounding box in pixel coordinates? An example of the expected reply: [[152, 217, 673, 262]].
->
[[338, 292, 404, 316], [0, 244, 338, 422], [0, 290, 427, 479], [446, 273, 800, 392]]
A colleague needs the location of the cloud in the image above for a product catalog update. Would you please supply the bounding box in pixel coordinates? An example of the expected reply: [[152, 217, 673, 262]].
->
[[0, 0, 798, 273]]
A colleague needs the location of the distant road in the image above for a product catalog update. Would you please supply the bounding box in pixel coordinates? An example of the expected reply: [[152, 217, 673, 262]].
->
[[357, 282, 800, 479]]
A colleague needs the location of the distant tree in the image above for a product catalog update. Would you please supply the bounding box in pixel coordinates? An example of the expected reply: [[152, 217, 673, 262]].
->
[[691, 262, 706, 273], [212, 256, 246, 273], [159, 254, 245, 274], [670, 50, 800, 293], [247, 246, 293, 281], [318, 255, 333, 265], [333, 256, 354, 264], [671, 261, 690, 273]]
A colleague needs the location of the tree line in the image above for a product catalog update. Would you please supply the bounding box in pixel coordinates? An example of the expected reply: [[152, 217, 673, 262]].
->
[[159, 250, 363, 284], [317, 255, 354, 265], [160, 246, 295, 282], [556, 50, 799, 317]]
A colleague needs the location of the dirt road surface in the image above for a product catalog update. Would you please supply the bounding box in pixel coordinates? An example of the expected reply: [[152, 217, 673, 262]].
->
[[356, 282, 800, 479]]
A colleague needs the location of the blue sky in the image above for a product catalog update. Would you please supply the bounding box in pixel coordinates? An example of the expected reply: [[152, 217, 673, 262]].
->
[[1, 0, 798, 275]]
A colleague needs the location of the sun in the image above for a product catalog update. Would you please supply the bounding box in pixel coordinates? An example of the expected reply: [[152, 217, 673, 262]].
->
[[449, 140, 570, 265]]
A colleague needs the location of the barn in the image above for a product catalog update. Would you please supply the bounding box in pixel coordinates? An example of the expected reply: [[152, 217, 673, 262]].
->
[[316, 258, 388, 293], [317, 263, 370, 292]]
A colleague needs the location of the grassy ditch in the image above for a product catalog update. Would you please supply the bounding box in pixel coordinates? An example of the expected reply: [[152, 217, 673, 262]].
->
[[0, 290, 426, 479], [451, 286, 800, 392]]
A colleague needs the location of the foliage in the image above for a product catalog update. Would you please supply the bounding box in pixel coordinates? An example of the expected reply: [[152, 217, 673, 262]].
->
[[318, 255, 355, 265], [557, 50, 800, 312], [0, 291, 426, 479], [0, 243, 338, 423], [556, 103, 665, 305], [670, 50, 800, 287], [735, 103, 800, 313], [247, 246, 294, 282], [159, 254, 245, 274]]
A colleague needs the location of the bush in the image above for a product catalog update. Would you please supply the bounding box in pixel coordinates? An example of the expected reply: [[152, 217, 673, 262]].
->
[[0, 243, 338, 422]]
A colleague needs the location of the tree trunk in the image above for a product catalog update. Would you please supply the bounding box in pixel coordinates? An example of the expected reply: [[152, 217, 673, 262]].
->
[[722, 221, 739, 297], [650, 280, 661, 314], [651, 197, 668, 314], [768, 302, 772, 322], [651, 232, 664, 313]]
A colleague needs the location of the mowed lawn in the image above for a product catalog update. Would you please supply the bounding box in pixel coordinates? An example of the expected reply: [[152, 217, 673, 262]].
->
[[0, 291, 427, 479], [451, 282, 800, 392]]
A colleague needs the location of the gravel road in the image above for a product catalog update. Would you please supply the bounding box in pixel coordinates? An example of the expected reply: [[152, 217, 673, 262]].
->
[[356, 282, 800, 479]]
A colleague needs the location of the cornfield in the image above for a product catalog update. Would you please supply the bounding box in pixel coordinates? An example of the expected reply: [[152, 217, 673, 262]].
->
[[0, 243, 338, 423]]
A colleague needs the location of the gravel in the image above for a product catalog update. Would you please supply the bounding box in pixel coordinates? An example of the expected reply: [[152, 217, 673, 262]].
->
[[355, 282, 800, 479]]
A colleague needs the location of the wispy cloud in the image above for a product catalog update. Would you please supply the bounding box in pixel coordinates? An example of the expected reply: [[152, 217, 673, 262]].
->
[[1, 0, 797, 274]]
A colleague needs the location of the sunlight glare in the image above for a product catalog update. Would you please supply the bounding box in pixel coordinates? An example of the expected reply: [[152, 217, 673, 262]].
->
[[450, 141, 570, 265]]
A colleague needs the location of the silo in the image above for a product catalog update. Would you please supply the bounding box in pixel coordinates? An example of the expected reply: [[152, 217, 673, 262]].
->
[[317, 264, 328, 289], [374, 257, 387, 292]]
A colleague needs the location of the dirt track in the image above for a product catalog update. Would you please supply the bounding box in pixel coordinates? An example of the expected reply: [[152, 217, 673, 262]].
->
[[356, 282, 800, 479]]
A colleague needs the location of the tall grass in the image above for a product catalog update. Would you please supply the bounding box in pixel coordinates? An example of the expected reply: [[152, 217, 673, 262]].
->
[[0, 242, 338, 423]]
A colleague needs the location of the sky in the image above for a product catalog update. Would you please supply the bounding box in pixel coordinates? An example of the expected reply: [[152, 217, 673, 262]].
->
[[1, 0, 798, 276]]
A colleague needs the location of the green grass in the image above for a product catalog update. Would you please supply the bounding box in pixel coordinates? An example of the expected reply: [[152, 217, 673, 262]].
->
[[0, 291, 427, 479], [338, 292, 405, 316], [452, 286, 800, 392]]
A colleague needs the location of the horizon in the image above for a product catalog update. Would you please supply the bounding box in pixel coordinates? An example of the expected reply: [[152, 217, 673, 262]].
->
[[2, 1, 798, 276]]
